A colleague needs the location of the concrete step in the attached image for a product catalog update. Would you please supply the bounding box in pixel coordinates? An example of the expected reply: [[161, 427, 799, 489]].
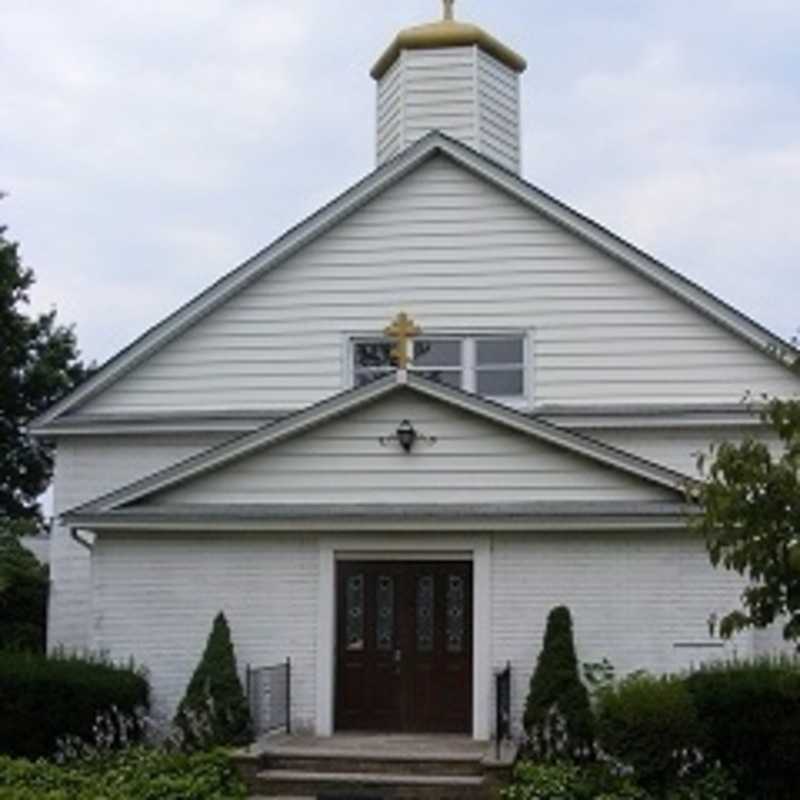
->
[[264, 752, 485, 776], [253, 769, 488, 800]]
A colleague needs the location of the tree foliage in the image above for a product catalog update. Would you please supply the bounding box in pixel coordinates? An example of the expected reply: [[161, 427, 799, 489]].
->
[[523, 605, 595, 761], [1, 216, 88, 529], [174, 612, 252, 749], [692, 397, 800, 644], [0, 528, 48, 652]]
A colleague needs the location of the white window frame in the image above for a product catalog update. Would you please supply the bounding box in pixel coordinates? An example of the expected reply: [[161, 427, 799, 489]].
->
[[345, 329, 535, 408]]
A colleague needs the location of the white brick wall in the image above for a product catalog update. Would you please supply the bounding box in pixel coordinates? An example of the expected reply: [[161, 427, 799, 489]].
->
[[49, 434, 228, 653], [92, 532, 319, 728], [490, 530, 752, 736]]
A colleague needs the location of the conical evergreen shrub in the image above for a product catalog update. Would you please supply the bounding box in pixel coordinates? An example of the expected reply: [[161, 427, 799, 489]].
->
[[174, 611, 252, 749], [523, 605, 594, 761]]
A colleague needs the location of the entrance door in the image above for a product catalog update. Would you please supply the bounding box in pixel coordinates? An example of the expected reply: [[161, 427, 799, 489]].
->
[[335, 561, 473, 733]]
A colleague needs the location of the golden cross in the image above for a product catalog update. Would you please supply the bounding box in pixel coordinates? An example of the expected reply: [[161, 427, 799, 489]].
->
[[384, 312, 422, 369], [443, 0, 455, 21]]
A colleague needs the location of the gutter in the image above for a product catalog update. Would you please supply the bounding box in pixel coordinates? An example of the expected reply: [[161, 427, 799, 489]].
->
[[70, 528, 94, 552]]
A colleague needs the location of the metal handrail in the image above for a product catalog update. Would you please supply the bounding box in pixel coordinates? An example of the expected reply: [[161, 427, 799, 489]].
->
[[495, 661, 512, 759]]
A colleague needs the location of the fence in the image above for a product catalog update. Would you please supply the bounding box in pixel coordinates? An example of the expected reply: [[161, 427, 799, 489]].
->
[[246, 658, 291, 737]]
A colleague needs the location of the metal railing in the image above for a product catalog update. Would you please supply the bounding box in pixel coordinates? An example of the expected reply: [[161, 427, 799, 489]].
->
[[246, 657, 291, 737], [495, 661, 512, 759]]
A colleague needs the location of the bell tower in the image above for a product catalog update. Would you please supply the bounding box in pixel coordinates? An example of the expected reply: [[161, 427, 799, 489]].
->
[[372, 2, 527, 173]]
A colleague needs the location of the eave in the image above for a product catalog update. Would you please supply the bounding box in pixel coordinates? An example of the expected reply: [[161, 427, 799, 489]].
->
[[65, 500, 694, 534]]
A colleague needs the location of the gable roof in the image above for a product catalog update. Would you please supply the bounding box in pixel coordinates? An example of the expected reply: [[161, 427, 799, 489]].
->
[[34, 132, 799, 431], [62, 371, 692, 525]]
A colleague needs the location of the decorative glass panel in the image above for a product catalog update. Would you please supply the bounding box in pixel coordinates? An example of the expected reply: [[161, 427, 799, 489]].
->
[[446, 574, 466, 653], [476, 338, 524, 366], [376, 575, 394, 652], [414, 339, 462, 367], [346, 575, 365, 651], [416, 575, 435, 653], [476, 369, 524, 397]]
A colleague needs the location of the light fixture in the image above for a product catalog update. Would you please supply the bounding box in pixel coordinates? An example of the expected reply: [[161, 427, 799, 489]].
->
[[379, 419, 437, 453], [396, 419, 416, 452]]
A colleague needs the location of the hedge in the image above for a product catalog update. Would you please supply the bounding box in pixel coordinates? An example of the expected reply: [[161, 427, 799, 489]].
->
[[0, 650, 149, 759], [686, 658, 800, 800], [595, 672, 703, 794], [0, 749, 246, 800]]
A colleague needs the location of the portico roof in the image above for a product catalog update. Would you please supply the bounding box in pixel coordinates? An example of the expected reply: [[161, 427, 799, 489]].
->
[[63, 372, 695, 530]]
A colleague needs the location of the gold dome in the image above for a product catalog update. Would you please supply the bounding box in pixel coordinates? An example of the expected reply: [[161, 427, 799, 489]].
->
[[371, 17, 527, 81]]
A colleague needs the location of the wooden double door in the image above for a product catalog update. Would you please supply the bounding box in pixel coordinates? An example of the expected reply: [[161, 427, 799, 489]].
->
[[335, 561, 473, 734]]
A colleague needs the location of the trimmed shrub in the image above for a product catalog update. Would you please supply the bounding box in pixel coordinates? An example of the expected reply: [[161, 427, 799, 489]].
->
[[686, 658, 800, 800], [523, 606, 595, 761], [595, 673, 703, 796], [174, 611, 252, 748], [0, 748, 247, 800], [0, 650, 148, 759]]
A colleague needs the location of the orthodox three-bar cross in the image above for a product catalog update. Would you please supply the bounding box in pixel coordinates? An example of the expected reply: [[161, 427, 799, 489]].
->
[[384, 312, 422, 369]]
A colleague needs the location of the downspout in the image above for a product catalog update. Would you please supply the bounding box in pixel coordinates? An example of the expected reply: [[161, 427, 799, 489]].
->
[[70, 528, 94, 552]]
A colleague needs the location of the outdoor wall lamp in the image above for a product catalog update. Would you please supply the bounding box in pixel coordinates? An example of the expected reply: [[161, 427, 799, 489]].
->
[[379, 419, 437, 453]]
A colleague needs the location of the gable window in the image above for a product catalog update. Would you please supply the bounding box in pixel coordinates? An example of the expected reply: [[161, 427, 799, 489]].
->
[[350, 333, 528, 401]]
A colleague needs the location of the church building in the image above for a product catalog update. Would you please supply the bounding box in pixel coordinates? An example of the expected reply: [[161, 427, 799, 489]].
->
[[35, 3, 799, 741]]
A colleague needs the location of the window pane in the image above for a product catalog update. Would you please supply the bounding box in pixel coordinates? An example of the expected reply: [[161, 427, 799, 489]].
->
[[354, 369, 392, 387], [415, 370, 462, 389], [414, 339, 461, 368], [354, 341, 395, 370], [476, 338, 524, 366], [477, 369, 524, 396]]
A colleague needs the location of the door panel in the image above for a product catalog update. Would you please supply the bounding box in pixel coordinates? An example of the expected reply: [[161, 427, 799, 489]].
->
[[335, 561, 472, 733]]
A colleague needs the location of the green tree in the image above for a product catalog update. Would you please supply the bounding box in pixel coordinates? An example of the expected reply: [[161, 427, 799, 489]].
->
[[174, 612, 252, 748], [523, 605, 595, 761], [0, 213, 88, 530], [0, 528, 48, 652], [693, 397, 800, 645]]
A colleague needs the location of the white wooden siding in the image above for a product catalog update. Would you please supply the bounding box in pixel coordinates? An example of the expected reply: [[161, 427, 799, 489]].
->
[[49, 434, 227, 652], [92, 532, 318, 725], [491, 531, 753, 736], [590, 425, 783, 476], [80, 156, 800, 416], [148, 391, 674, 506], [477, 50, 520, 172], [376, 56, 405, 165], [376, 47, 521, 171]]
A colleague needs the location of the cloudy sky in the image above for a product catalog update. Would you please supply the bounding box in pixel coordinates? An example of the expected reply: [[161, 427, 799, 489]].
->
[[3, 0, 799, 367]]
